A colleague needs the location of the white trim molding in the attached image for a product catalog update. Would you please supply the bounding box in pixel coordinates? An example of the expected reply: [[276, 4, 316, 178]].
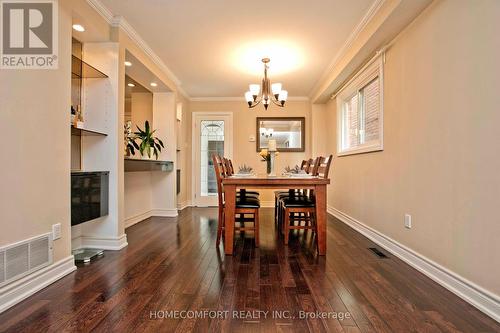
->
[[309, 0, 385, 99], [189, 96, 310, 102], [125, 209, 179, 229], [177, 201, 192, 211], [260, 201, 275, 208], [327, 206, 500, 323], [80, 234, 128, 251], [0, 256, 76, 314], [86, 0, 189, 99], [125, 211, 153, 228], [151, 208, 178, 218]]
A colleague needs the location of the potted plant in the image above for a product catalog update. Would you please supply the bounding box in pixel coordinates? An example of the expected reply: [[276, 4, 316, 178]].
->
[[124, 121, 139, 156], [134, 120, 165, 160]]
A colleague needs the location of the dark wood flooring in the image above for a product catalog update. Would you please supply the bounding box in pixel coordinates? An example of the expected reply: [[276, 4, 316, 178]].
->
[[0, 208, 498, 332]]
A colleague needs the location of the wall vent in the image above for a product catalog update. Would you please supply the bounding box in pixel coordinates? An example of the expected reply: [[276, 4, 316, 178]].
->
[[369, 247, 389, 259], [0, 233, 52, 288]]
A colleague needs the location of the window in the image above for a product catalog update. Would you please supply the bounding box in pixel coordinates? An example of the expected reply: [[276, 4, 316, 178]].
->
[[337, 57, 383, 156]]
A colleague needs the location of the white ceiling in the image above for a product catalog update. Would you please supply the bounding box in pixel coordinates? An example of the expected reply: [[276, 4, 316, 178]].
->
[[100, 0, 375, 98]]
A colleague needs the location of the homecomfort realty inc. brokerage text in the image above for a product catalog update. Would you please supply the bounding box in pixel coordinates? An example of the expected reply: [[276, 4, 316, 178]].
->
[[150, 310, 352, 320]]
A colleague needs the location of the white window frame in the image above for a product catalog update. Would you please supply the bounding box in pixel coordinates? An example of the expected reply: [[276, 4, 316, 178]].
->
[[336, 56, 384, 156]]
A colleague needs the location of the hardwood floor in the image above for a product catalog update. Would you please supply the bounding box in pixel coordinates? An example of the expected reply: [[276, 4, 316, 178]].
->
[[0, 208, 498, 332]]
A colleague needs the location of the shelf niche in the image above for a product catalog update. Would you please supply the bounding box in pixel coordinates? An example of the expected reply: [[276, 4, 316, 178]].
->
[[124, 158, 174, 173], [71, 126, 107, 137], [72, 55, 108, 79]]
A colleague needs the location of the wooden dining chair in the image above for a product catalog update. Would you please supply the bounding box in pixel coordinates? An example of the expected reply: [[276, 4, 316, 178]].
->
[[276, 157, 320, 226], [274, 159, 310, 224], [222, 158, 260, 199], [213, 154, 260, 248], [281, 155, 333, 246]]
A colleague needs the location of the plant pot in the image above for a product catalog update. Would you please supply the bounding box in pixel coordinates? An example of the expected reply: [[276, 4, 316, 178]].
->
[[141, 147, 155, 160]]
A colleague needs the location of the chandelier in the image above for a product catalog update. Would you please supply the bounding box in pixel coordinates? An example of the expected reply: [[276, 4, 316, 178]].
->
[[244, 58, 288, 109], [260, 123, 274, 138]]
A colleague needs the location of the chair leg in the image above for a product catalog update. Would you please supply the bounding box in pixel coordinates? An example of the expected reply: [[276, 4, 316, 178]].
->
[[274, 194, 279, 224], [216, 208, 223, 246], [254, 210, 259, 247], [284, 208, 290, 245], [280, 200, 285, 232]]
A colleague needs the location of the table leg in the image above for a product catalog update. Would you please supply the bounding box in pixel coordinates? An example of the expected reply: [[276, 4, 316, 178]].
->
[[315, 184, 327, 255], [224, 184, 236, 255]]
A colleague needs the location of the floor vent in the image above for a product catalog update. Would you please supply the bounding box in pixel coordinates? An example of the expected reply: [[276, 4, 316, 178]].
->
[[369, 247, 389, 259], [0, 233, 52, 288]]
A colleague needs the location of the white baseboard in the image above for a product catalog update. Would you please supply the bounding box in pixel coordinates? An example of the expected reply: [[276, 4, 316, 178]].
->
[[327, 206, 500, 323], [151, 208, 178, 217], [177, 200, 191, 211], [260, 201, 275, 208], [0, 255, 76, 314], [125, 208, 179, 229], [80, 234, 128, 250], [125, 211, 153, 228]]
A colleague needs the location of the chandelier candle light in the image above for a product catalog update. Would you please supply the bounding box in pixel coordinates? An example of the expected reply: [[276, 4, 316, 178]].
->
[[268, 139, 277, 176], [245, 58, 288, 109]]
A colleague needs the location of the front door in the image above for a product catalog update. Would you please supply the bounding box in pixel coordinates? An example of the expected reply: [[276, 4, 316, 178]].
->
[[193, 113, 233, 206]]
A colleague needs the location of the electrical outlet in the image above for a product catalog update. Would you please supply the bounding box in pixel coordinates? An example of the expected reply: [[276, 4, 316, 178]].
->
[[52, 223, 61, 240], [404, 214, 412, 229]]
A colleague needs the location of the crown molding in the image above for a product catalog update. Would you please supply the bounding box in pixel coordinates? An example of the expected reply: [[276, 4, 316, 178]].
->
[[189, 96, 310, 102], [86, 0, 189, 99], [309, 0, 385, 100], [86, 0, 114, 23]]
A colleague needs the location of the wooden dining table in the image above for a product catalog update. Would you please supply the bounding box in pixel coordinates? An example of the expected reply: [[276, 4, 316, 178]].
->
[[222, 175, 330, 255]]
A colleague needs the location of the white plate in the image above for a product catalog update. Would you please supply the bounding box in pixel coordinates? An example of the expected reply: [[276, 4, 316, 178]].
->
[[233, 173, 255, 178], [288, 173, 314, 178]]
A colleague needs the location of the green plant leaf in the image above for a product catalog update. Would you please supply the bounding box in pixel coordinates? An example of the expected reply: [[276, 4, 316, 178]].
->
[[157, 138, 165, 148]]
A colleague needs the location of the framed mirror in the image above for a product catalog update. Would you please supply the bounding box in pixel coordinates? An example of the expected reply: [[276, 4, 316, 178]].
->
[[256, 117, 305, 152]]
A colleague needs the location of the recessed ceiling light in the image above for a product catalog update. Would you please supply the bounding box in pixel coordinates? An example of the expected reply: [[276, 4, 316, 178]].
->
[[124, 61, 132, 67], [72, 24, 85, 32], [127, 83, 135, 87], [150, 82, 158, 87]]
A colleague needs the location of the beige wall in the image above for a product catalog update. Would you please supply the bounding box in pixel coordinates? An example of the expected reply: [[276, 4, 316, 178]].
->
[[130, 92, 153, 129], [189, 100, 312, 203], [124, 92, 154, 222], [0, 3, 72, 262], [325, 0, 500, 296]]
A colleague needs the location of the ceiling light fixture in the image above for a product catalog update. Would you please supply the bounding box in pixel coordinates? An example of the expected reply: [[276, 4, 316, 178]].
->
[[150, 82, 158, 87], [72, 24, 85, 32], [245, 58, 287, 110], [260, 125, 274, 138], [127, 83, 135, 87], [124, 61, 132, 67]]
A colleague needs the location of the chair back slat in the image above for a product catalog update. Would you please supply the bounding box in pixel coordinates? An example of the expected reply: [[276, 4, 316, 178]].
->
[[222, 157, 232, 176], [305, 158, 314, 174], [310, 157, 321, 176], [300, 160, 308, 170], [317, 155, 333, 179], [228, 159, 235, 176], [212, 154, 225, 206]]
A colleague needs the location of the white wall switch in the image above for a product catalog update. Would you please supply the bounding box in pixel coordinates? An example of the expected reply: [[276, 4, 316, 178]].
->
[[52, 223, 61, 240], [404, 214, 412, 229]]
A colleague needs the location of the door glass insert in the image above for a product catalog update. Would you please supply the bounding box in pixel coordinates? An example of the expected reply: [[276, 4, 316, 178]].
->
[[200, 120, 225, 196]]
